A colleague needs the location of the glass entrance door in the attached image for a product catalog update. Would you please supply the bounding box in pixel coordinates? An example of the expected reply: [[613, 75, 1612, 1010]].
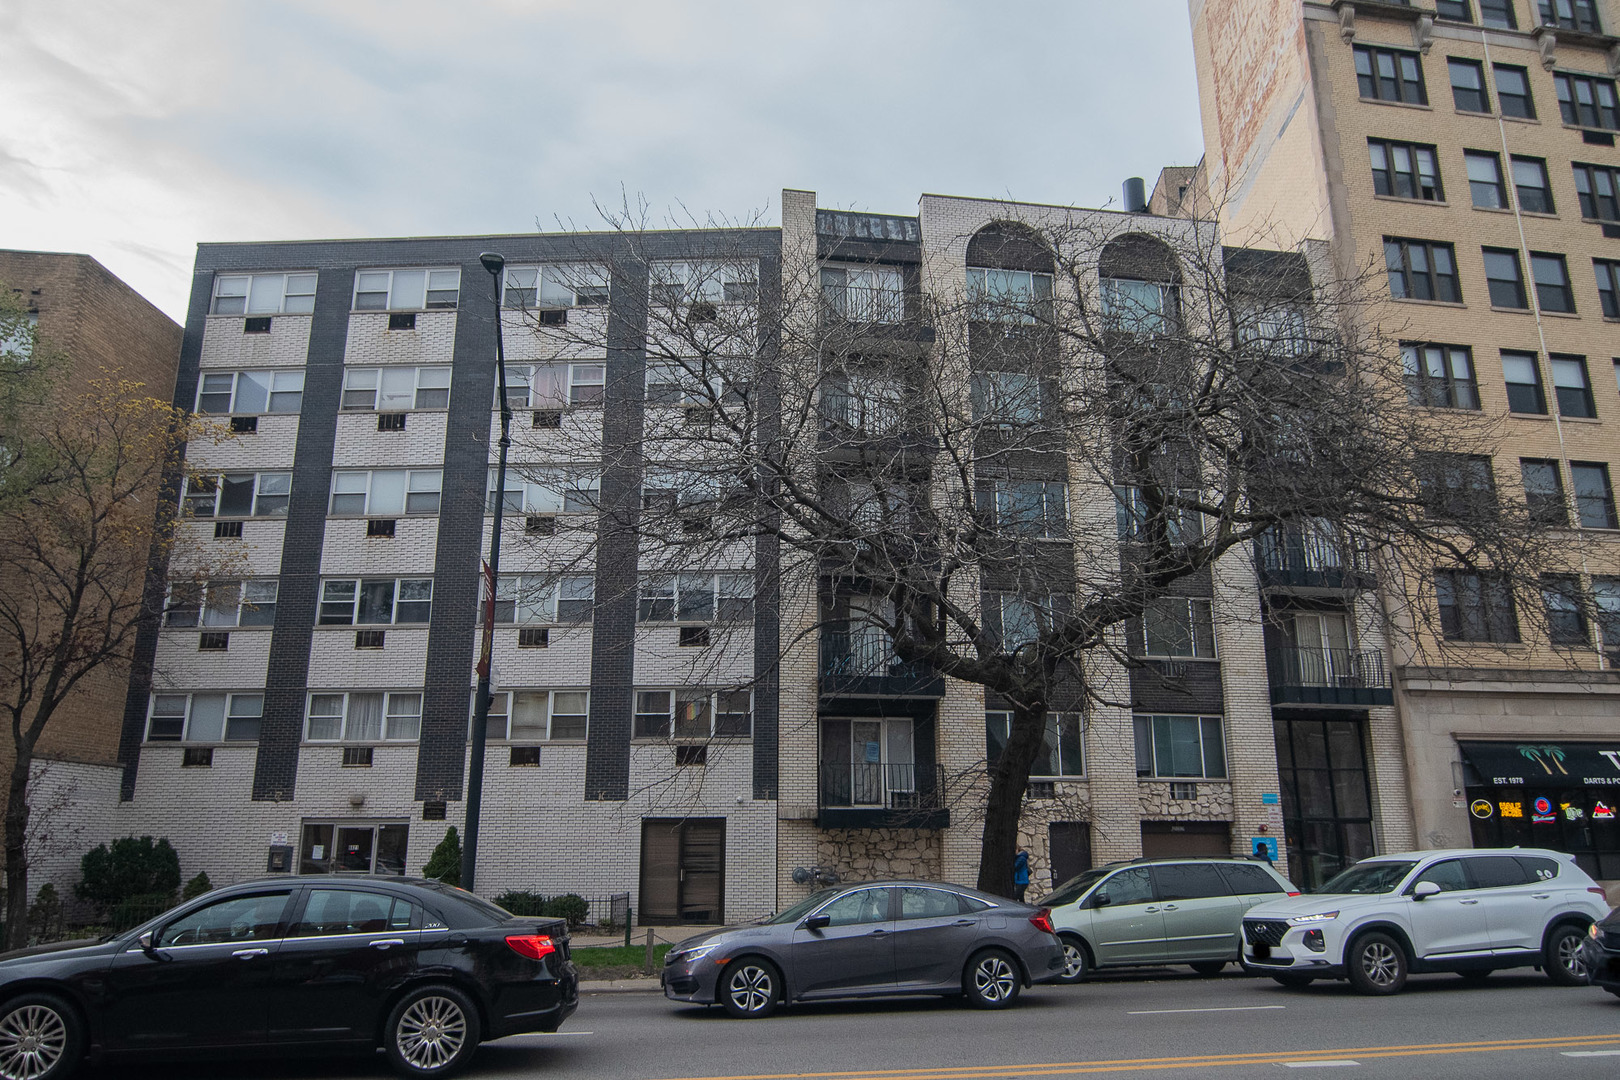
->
[[1273, 717, 1375, 889]]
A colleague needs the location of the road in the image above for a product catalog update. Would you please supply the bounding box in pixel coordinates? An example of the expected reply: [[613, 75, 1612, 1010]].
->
[[92, 967, 1620, 1080]]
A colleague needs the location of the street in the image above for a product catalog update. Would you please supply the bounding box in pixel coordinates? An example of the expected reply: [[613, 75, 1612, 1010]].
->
[[89, 967, 1620, 1080]]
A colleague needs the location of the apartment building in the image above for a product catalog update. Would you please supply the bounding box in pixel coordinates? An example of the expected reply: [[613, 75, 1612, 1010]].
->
[[1190, 0, 1620, 888]]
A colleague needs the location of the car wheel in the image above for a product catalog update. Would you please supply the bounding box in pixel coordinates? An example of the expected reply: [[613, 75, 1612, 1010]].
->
[[1544, 924, 1590, 987], [1270, 973, 1314, 989], [1190, 961, 1226, 977], [1055, 935, 1090, 984], [720, 959, 780, 1019], [1346, 932, 1407, 995], [384, 984, 481, 1079], [964, 949, 1022, 1009], [0, 993, 83, 1080]]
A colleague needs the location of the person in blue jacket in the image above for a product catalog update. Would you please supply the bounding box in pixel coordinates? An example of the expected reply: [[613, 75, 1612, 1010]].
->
[[1013, 848, 1031, 902]]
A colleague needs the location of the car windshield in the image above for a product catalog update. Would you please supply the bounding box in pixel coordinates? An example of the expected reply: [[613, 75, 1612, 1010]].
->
[[763, 889, 839, 925], [1037, 868, 1112, 908], [1316, 861, 1418, 895]]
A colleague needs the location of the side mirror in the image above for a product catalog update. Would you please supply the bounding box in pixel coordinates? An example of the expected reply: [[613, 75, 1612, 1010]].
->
[[1412, 881, 1441, 901], [802, 914, 831, 931], [137, 930, 157, 954], [1091, 891, 1111, 908]]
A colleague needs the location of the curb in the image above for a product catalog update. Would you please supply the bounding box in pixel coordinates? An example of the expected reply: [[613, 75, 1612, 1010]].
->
[[579, 979, 664, 994]]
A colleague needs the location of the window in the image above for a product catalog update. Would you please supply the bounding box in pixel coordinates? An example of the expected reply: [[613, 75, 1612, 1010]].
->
[[821, 264, 904, 322], [293, 890, 415, 936], [1368, 139, 1443, 201], [1481, 0, 1519, 27], [1494, 64, 1535, 117], [1573, 164, 1620, 221], [995, 593, 1066, 650], [1140, 597, 1217, 658], [1551, 355, 1596, 417], [1503, 351, 1547, 414], [147, 692, 263, 742], [158, 893, 289, 945], [1542, 575, 1590, 645], [985, 711, 1083, 778], [1571, 462, 1618, 527], [1597, 260, 1620, 317], [1419, 453, 1497, 518], [329, 470, 442, 516], [1235, 303, 1312, 357], [183, 472, 291, 518], [644, 363, 739, 408], [502, 265, 610, 309], [306, 692, 421, 742], [503, 362, 605, 408], [1531, 253, 1576, 313], [1511, 157, 1555, 213], [633, 689, 752, 739], [488, 468, 598, 514], [1403, 343, 1480, 409], [1594, 578, 1620, 653], [991, 479, 1068, 538], [1449, 58, 1491, 113], [1436, 0, 1474, 20], [484, 690, 589, 741], [165, 579, 278, 628], [353, 268, 460, 311], [487, 573, 595, 624], [1540, 0, 1602, 32], [650, 262, 757, 306], [195, 370, 305, 415], [1464, 151, 1507, 208], [1384, 238, 1460, 302], [1354, 45, 1428, 105], [341, 367, 451, 411], [637, 572, 753, 623], [641, 466, 737, 514], [1520, 459, 1568, 525], [1554, 71, 1619, 130], [318, 578, 432, 625], [1483, 248, 1528, 308], [210, 273, 316, 315], [966, 267, 1053, 324], [1435, 569, 1521, 642], [1134, 715, 1227, 779], [299, 822, 409, 875], [1115, 485, 1204, 544], [0, 310, 37, 363], [1099, 276, 1179, 333], [971, 371, 1043, 426], [822, 374, 904, 434]]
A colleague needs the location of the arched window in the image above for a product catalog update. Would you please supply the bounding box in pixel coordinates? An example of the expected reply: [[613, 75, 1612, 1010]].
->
[[966, 222, 1053, 324], [1098, 233, 1181, 334]]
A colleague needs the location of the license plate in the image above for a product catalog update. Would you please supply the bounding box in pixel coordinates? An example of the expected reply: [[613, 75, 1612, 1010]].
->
[[1254, 944, 1271, 959]]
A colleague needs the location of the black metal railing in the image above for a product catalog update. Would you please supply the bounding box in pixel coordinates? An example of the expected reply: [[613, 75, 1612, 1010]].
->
[[816, 210, 921, 243], [818, 762, 946, 810], [1266, 646, 1389, 689], [1256, 528, 1375, 590], [819, 630, 928, 680]]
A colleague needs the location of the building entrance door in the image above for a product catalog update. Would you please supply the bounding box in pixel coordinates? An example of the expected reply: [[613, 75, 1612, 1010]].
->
[[1273, 716, 1375, 890], [640, 818, 726, 925], [1048, 822, 1092, 888]]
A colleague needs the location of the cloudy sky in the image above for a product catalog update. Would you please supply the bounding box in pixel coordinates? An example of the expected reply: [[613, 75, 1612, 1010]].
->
[[1, 1, 1204, 321]]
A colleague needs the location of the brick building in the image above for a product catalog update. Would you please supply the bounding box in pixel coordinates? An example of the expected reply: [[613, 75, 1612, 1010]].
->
[[1189, 0, 1620, 890]]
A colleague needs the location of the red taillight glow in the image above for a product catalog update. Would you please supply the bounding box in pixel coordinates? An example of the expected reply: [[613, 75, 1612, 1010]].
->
[[506, 934, 557, 960], [1287, 892, 1302, 897], [1030, 908, 1055, 935], [1589, 887, 1610, 898]]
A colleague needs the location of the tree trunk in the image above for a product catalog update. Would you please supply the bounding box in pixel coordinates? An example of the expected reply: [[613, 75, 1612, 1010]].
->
[[975, 703, 1048, 899], [4, 751, 31, 950]]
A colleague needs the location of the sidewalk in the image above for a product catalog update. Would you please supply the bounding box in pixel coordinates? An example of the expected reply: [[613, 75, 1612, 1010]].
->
[[578, 976, 665, 993]]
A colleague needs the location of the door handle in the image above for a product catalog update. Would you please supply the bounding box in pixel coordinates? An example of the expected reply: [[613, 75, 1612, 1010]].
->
[[232, 948, 269, 959], [1162, 904, 1179, 911], [1144, 906, 1159, 912], [1459, 899, 1479, 905], [868, 929, 887, 936], [369, 938, 406, 949], [953, 920, 975, 927], [1532, 894, 1551, 900]]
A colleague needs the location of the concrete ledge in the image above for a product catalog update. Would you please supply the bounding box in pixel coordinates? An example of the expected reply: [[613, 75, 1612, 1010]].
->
[[579, 979, 665, 994]]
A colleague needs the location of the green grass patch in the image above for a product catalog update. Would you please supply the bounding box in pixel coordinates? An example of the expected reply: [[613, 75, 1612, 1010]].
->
[[572, 943, 671, 969]]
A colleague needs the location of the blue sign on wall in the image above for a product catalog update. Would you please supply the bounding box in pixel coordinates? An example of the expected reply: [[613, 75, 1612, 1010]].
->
[[1251, 836, 1279, 861]]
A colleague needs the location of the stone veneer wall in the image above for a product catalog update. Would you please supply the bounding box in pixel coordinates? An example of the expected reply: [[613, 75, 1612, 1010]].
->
[[816, 828, 943, 883]]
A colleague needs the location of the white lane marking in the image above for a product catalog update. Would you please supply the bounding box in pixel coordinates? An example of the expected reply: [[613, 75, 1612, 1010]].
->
[[1562, 1051, 1620, 1057], [1281, 1062, 1360, 1069], [1128, 1005, 1288, 1015]]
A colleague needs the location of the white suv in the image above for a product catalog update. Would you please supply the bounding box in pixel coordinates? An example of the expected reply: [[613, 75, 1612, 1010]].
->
[[1241, 848, 1611, 995]]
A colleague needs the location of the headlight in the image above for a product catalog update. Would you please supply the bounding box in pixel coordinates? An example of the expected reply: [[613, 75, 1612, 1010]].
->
[[1590, 922, 1601, 939], [1287, 911, 1339, 925], [669, 943, 720, 964]]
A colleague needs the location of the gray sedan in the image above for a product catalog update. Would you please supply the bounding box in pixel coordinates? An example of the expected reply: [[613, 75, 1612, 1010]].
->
[[661, 880, 1065, 1017]]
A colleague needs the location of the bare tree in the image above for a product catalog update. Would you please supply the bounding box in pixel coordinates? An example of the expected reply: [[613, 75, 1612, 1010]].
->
[[499, 200, 1563, 897]]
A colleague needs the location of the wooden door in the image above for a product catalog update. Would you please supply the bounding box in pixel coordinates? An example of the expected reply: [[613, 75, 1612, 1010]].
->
[[1048, 821, 1092, 889], [639, 818, 726, 925]]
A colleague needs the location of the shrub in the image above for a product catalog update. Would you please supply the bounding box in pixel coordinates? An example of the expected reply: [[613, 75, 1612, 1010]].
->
[[76, 836, 181, 906], [422, 827, 461, 886], [182, 872, 213, 900], [493, 890, 547, 917], [543, 893, 589, 928]]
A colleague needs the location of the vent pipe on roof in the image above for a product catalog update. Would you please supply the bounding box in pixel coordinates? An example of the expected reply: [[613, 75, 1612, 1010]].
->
[[1123, 177, 1148, 213]]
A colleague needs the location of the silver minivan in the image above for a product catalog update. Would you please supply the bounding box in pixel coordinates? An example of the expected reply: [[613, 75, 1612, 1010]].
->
[[1039, 858, 1299, 982]]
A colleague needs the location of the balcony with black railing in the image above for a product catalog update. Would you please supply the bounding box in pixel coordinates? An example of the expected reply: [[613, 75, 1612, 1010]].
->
[[1256, 528, 1376, 593], [817, 761, 949, 829], [819, 630, 944, 698], [1266, 645, 1393, 707]]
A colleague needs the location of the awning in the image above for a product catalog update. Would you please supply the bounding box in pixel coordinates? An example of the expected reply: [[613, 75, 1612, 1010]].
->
[[1459, 741, 1620, 789]]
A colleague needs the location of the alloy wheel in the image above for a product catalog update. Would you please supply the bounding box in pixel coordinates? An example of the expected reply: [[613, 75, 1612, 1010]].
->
[[728, 965, 774, 1014], [0, 1004, 66, 1080], [974, 955, 1017, 1002], [395, 994, 468, 1073], [1061, 942, 1086, 980], [1558, 932, 1588, 979], [1360, 941, 1400, 987]]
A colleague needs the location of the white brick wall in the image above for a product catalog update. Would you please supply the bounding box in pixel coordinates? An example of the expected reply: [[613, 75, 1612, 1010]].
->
[[187, 416, 300, 472], [200, 315, 312, 369], [343, 312, 457, 365], [331, 413, 449, 468], [153, 629, 272, 690], [306, 628, 430, 687], [320, 518, 440, 575], [169, 519, 285, 577]]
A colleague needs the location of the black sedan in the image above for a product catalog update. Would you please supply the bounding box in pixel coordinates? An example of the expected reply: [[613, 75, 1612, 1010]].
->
[[662, 880, 1065, 1017], [0, 876, 576, 1079], [1582, 904, 1620, 999]]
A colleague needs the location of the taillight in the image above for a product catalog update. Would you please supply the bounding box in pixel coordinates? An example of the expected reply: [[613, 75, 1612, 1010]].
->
[[1287, 892, 1302, 897], [1030, 908, 1055, 935], [506, 934, 557, 960], [1589, 887, 1610, 898]]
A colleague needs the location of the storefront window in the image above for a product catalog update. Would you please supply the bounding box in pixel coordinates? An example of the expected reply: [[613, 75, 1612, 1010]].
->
[[1461, 740, 1620, 879]]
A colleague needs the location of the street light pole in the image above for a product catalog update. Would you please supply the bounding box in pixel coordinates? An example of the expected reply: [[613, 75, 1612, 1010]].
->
[[463, 250, 511, 892]]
